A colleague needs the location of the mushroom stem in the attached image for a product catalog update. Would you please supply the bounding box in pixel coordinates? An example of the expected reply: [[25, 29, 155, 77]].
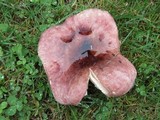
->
[[89, 68, 109, 95]]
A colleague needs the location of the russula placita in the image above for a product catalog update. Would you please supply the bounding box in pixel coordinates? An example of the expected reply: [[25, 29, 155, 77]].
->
[[38, 9, 137, 105]]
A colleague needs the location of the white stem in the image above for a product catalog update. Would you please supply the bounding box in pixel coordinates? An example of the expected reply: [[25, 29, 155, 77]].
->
[[89, 68, 109, 95]]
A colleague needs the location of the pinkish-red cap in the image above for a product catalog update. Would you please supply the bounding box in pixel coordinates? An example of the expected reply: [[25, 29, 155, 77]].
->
[[38, 9, 137, 105]]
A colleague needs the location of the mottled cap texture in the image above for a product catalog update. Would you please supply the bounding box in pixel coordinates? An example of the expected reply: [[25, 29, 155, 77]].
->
[[38, 9, 137, 105]]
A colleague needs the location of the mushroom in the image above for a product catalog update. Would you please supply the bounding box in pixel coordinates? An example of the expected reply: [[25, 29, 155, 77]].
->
[[38, 9, 137, 105]]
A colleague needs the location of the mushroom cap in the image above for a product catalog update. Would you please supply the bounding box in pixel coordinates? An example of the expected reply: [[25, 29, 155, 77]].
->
[[38, 9, 137, 105]]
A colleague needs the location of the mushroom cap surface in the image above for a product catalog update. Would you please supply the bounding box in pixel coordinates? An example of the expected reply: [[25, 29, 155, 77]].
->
[[38, 9, 137, 105]]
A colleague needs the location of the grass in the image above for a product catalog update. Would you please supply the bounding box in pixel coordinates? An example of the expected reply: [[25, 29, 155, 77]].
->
[[0, 0, 160, 119]]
